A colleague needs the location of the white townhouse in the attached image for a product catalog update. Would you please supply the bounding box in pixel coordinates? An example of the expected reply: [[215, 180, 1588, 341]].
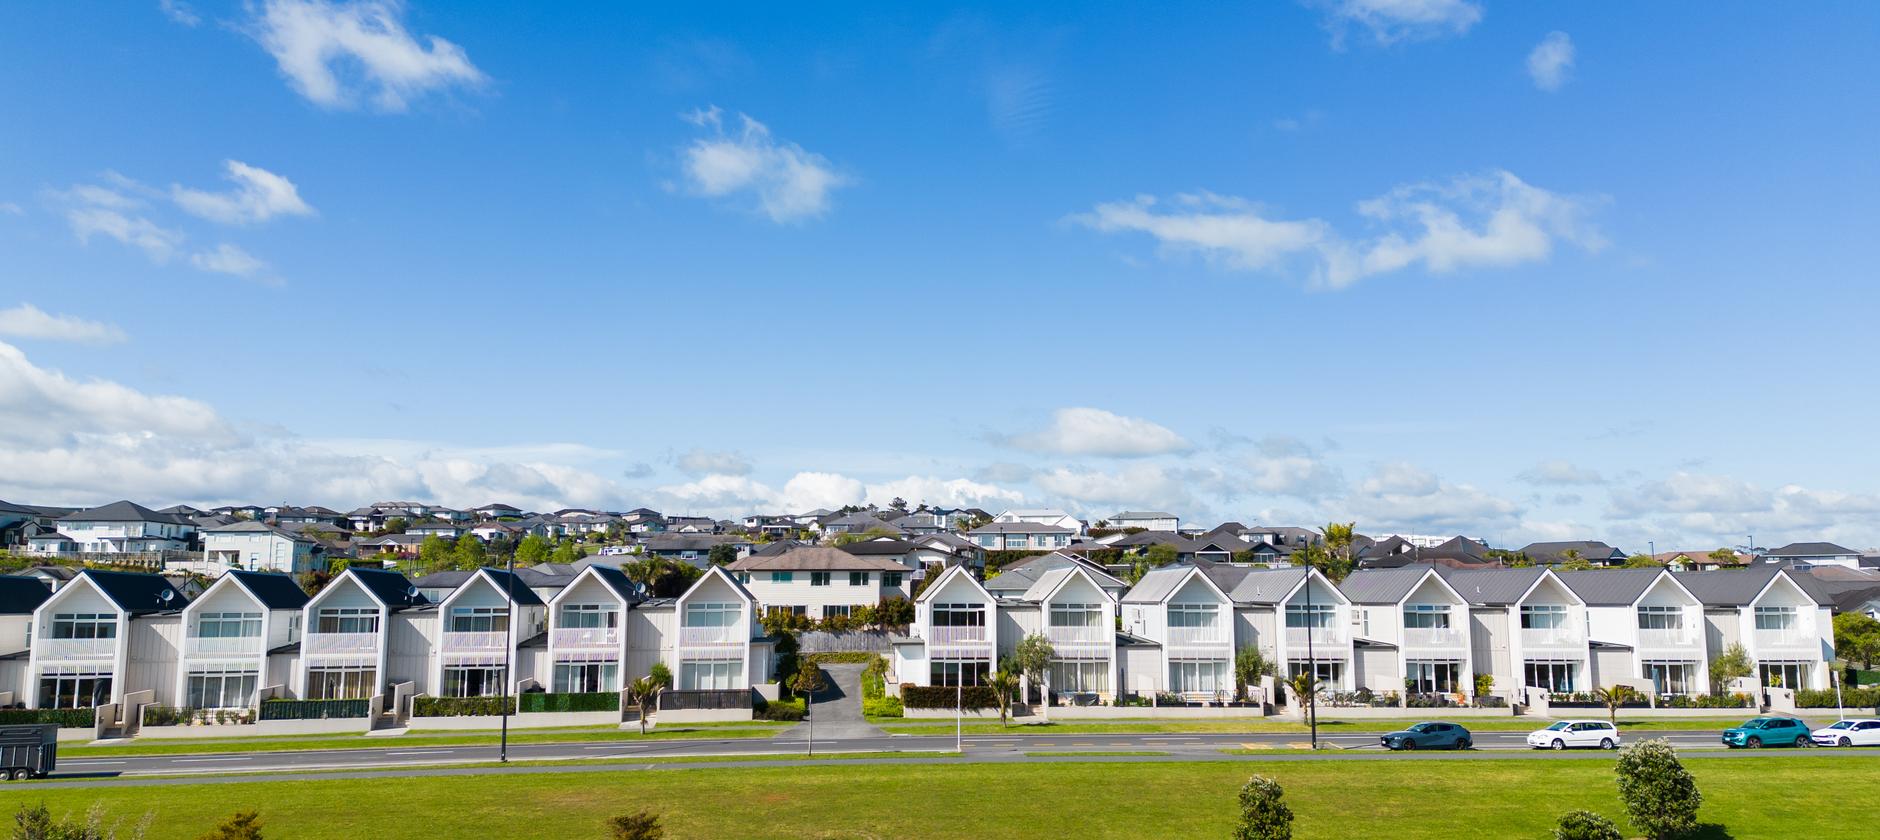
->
[[1212, 565, 1356, 692], [543, 565, 639, 694], [895, 565, 1000, 688], [26, 570, 189, 708], [1340, 567, 1476, 698], [991, 508, 1084, 534], [200, 521, 321, 575], [1109, 511, 1180, 532], [1762, 542, 1863, 570], [296, 568, 431, 700], [1558, 569, 1710, 696], [906, 532, 986, 572], [0, 576, 53, 703], [1680, 566, 1835, 690], [1001, 564, 1121, 702], [968, 521, 1075, 552], [28, 501, 194, 556], [1439, 567, 1590, 696], [174, 570, 308, 711], [430, 568, 548, 698], [1121, 565, 1236, 700], [662, 566, 768, 691], [724, 547, 911, 621]]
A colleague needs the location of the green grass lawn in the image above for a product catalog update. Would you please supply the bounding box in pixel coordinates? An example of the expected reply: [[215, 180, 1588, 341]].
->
[[62, 724, 787, 757], [13, 754, 1876, 839], [877, 715, 1760, 735]]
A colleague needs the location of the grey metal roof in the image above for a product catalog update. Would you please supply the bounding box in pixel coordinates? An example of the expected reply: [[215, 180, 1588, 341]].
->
[[1521, 540, 1627, 564], [1122, 566, 1193, 604], [1554, 568, 1674, 606], [726, 546, 906, 572], [60, 500, 188, 525], [79, 569, 189, 615], [986, 553, 1126, 595], [1677, 567, 1831, 607], [1434, 566, 1546, 606], [346, 568, 427, 610], [1338, 567, 1440, 605], [225, 570, 311, 610], [1765, 541, 1858, 558], [1190, 564, 1310, 605]]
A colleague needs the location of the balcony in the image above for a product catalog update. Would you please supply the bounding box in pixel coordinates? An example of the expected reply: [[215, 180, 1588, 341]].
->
[[681, 625, 742, 646], [1046, 625, 1108, 645], [1754, 627, 1818, 653], [1167, 626, 1227, 647], [185, 635, 263, 657], [40, 637, 116, 660], [442, 631, 508, 652], [1636, 627, 1699, 650], [303, 632, 379, 655], [1519, 627, 1585, 654], [1285, 627, 1346, 649], [551, 627, 620, 649], [928, 625, 989, 645], [1401, 626, 1466, 651]]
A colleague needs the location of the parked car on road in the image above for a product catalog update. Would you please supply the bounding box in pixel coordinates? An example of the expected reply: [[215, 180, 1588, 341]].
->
[[1721, 716, 1813, 749], [1526, 720, 1621, 750], [1380, 722, 1472, 750], [1810, 718, 1880, 747]]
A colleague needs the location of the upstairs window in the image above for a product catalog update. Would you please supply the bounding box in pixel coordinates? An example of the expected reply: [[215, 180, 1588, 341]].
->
[[1636, 605, 1683, 630], [51, 613, 117, 640], [810, 572, 831, 587]]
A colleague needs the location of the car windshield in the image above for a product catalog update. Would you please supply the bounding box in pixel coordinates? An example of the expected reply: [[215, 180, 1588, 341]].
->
[[1411, 724, 1433, 732], [1545, 722, 1571, 731], [1826, 721, 1853, 730]]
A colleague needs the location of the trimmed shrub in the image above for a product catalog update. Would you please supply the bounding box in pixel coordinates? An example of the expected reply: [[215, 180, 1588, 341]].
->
[[1233, 775, 1293, 840], [902, 685, 998, 710], [1796, 687, 1880, 708], [1552, 810, 1622, 840], [0, 707, 96, 727], [862, 696, 903, 717], [412, 695, 515, 717], [755, 696, 805, 721], [801, 652, 880, 665], [1660, 693, 1753, 709], [1615, 738, 1702, 840], [520, 692, 620, 713], [260, 698, 368, 720]]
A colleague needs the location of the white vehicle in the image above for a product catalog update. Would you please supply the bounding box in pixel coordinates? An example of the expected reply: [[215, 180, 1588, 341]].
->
[[1527, 719, 1622, 750], [1811, 718, 1880, 747]]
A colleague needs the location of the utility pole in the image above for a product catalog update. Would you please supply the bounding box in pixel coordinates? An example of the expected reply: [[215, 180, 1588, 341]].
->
[[1305, 570, 1318, 750], [500, 554, 515, 763]]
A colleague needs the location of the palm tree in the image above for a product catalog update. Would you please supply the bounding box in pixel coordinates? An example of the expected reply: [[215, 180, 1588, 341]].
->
[[627, 676, 661, 734], [988, 666, 1020, 726], [1594, 684, 1636, 726]]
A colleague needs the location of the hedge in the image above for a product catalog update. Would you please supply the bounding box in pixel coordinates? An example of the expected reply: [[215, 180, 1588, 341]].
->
[[412, 696, 515, 717], [140, 706, 257, 727], [1659, 694, 1754, 709], [862, 696, 903, 717], [0, 707, 95, 727], [1797, 688, 1880, 708], [802, 652, 883, 665], [756, 696, 805, 721], [902, 684, 999, 710], [519, 692, 619, 713], [260, 698, 369, 720]]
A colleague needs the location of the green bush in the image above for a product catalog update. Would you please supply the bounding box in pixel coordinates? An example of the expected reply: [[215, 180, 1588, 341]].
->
[[862, 696, 903, 717], [260, 698, 369, 720], [1615, 738, 1702, 840], [755, 696, 805, 721], [609, 810, 663, 840], [802, 652, 880, 665], [142, 705, 258, 726], [902, 685, 998, 709], [1233, 775, 1293, 840], [0, 707, 95, 727], [519, 692, 620, 713], [1796, 687, 1880, 708], [1552, 810, 1622, 840], [861, 656, 888, 699], [1660, 693, 1753, 709], [412, 695, 515, 717]]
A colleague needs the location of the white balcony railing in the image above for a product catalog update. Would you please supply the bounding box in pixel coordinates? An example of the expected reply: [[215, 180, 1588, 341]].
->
[[552, 627, 620, 649], [1046, 625, 1108, 644], [1285, 627, 1345, 648], [681, 625, 741, 645], [303, 632, 379, 655], [1519, 627, 1584, 651], [40, 637, 117, 660], [1754, 628, 1817, 651], [1167, 626, 1227, 646], [929, 625, 989, 645], [185, 636, 263, 657], [442, 631, 507, 651], [1636, 628, 1698, 649], [1401, 627, 1465, 649]]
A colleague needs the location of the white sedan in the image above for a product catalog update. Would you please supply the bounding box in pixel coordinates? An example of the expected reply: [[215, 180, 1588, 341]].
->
[[1527, 719, 1622, 750], [1811, 718, 1880, 747]]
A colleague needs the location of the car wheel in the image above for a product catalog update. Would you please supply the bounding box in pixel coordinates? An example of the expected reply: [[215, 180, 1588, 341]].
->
[[1403, 740, 1416, 751], [1795, 736, 1811, 748], [1746, 736, 1762, 749], [1551, 738, 1566, 751], [1600, 738, 1614, 750], [1456, 738, 1471, 750], [1839, 736, 1853, 747]]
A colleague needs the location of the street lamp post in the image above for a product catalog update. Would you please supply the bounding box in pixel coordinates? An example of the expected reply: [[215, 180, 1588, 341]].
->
[[500, 553, 515, 763], [1304, 571, 1318, 750]]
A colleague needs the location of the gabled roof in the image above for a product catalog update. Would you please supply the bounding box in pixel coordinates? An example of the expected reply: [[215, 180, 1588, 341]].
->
[[986, 552, 1127, 594], [0, 576, 52, 615], [1555, 568, 1687, 606], [471, 568, 546, 606], [1187, 563, 1310, 605], [1433, 566, 1552, 606], [1522, 540, 1627, 564], [914, 532, 978, 552], [1339, 567, 1462, 605], [71, 569, 189, 615], [1677, 567, 1833, 607], [60, 500, 187, 525], [839, 538, 916, 556], [223, 570, 311, 610], [1123, 564, 1227, 604], [680, 565, 756, 604], [915, 564, 993, 604], [340, 567, 427, 610], [1021, 564, 1118, 603], [1765, 541, 1859, 558], [554, 564, 639, 605], [205, 520, 315, 543], [726, 546, 907, 572]]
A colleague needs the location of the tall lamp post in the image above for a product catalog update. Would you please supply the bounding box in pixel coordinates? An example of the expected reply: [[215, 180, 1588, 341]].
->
[[500, 552, 515, 763], [1304, 569, 1318, 750]]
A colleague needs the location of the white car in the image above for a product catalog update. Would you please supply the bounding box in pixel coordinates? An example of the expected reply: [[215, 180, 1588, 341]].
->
[[1527, 719, 1622, 750], [1811, 718, 1880, 747]]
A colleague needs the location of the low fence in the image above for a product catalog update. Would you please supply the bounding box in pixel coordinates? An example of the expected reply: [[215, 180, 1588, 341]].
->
[[260, 698, 370, 720], [796, 630, 890, 654], [658, 689, 751, 711]]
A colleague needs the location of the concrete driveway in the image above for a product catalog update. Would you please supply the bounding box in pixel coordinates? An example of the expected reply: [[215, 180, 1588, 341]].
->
[[776, 662, 886, 741]]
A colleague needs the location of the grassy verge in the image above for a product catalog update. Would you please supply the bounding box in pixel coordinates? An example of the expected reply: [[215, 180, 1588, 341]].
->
[[63, 725, 783, 757], [12, 755, 1874, 839], [1023, 750, 1168, 757], [877, 716, 1757, 735]]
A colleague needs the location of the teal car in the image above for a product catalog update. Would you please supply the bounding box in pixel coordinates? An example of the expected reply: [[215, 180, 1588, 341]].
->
[[1721, 716, 1813, 749], [1380, 721, 1472, 750]]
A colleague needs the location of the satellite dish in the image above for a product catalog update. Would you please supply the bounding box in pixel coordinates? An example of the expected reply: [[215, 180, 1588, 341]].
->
[[406, 585, 421, 600], [159, 590, 175, 604]]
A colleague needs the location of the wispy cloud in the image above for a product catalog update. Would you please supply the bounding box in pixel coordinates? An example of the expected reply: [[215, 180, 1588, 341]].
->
[[53, 181, 185, 263], [998, 407, 1191, 458], [1311, 0, 1483, 47], [173, 161, 314, 225], [0, 304, 127, 345], [190, 244, 270, 280], [1527, 31, 1575, 91], [675, 448, 752, 476], [250, 0, 486, 111], [159, 0, 201, 27], [676, 106, 849, 224]]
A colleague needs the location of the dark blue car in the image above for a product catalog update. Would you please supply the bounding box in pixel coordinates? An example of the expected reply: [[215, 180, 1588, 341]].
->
[[1381, 721, 1472, 750]]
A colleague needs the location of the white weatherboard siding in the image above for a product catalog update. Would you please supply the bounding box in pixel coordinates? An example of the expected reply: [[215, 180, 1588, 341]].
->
[[27, 578, 126, 708], [738, 572, 904, 619], [124, 614, 183, 707]]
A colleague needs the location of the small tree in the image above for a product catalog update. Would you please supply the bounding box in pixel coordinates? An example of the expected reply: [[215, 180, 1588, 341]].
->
[[1833, 612, 1880, 670], [1011, 633, 1055, 720], [1594, 684, 1636, 726], [451, 534, 486, 570], [627, 676, 661, 735], [514, 534, 551, 566], [198, 810, 264, 840], [706, 543, 739, 566], [1709, 642, 1753, 693], [789, 659, 826, 702], [1552, 810, 1621, 840], [989, 663, 1021, 725], [1233, 775, 1293, 840], [1615, 738, 1702, 840], [1234, 647, 1274, 702], [649, 661, 673, 691], [418, 534, 452, 572], [608, 810, 664, 840], [1472, 672, 1495, 702]]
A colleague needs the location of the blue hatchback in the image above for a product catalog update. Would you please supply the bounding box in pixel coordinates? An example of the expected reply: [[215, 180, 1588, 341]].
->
[[1721, 716, 1814, 749], [1381, 721, 1472, 750]]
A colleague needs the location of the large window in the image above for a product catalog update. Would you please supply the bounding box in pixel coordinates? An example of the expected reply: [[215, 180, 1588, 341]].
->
[[884, 572, 903, 587], [1168, 604, 1219, 628], [1520, 605, 1568, 629], [848, 572, 870, 586], [810, 572, 831, 587], [50, 613, 117, 639], [1524, 660, 1577, 692], [1759, 661, 1808, 689], [688, 602, 742, 628], [932, 603, 985, 627], [771, 572, 794, 583], [1402, 604, 1451, 629], [1285, 661, 1342, 687], [1642, 661, 1698, 695], [559, 604, 618, 629], [187, 666, 259, 709], [1637, 606, 1683, 630], [1049, 604, 1103, 627], [448, 606, 509, 633], [306, 665, 375, 699], [930, 659, 990, 686], [1407, 660, 1462, 693], [680, 660, 740, 690], [824, 605, 854, 619], [1754, 606, 1797, 631], [37, 669, 111, 709], [442, 665, 507, 697], [315, 607, 377, 635], [197, 612, 261, 638], [1285, 604, 1334, 628], [1005, 536, 1029, 549], [1169, 660, 1227, 694], [553, 661, 619, 693], [1048, 659, 1109, 692]]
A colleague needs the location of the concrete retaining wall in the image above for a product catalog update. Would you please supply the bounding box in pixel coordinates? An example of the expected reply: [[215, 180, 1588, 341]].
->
[[653, 708, 752, 723], [134, 717, 367, 739], [1274, 705, 1517, 719], [796, 631, 889, 654], [1050, 705, 1267, 720], [406, 711, 621, 731]]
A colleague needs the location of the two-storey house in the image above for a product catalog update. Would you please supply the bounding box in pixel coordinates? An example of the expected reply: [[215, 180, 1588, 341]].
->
[[724, 547, 910, 620], [200, 521, 321, 574], [26, 570, 189, 708], [174, 570, 308, 711]]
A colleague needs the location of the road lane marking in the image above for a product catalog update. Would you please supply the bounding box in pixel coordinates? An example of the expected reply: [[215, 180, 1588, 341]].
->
[[176, 757, 250, 762], [387, 750, 456, 756]]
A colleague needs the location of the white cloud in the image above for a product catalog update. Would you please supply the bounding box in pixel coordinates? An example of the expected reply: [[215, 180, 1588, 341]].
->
[[654, 473, 775, 512], [677, 107, 848, 224], [190, 244, 269, 278], [1313, 0, 1483, 47], [160, 0, 201, 26], [173, 161, 314, 225], [0, 340, 234, 449], [1517, 459, 1605, 486], [1072, 170, 1604, 289], [1608, 471, 1880, 548], [0, 202, 23, 216], [776, 472, 868, 513], [861, 476, 1025, 511], [55, 182, 185, 264], [1527, 31, 1575, 91], [675, 449, 752, 476], [0, 304, 127, 345], [1346, 461, 1520, 532], [1001, 407, 1191, 458], [251, 0, 486, 111], [1034, 464, 1196, 512]]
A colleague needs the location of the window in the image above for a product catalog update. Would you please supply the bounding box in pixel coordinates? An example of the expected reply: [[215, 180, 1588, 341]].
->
[[848, 572, 870, 586], [1285, 661, 1342, 687], [1520, 605, 1568, 629], [187, 666, 259, 709], [1169, 660, 1228, 693], [1402, 604, 1451, 629], [1006, 536, 1029, 549], [1169, 604, 1219, 628], [1637, 606, 1683, 630], [825, 605, 853, 619], [442, 666, 507, 697], [930, 659, 990, 686], [1048, 659, 1109, 692], [315, 607, 378, 635], [1524, 660, 1577, 693], [735, 572, 751, 584], [810, 572, 831, 587], [37, 669, 112, 709], [679, 660, 740, 690], [559, 604, 619, 629], [1406, 660, 1462, 693], [553, 661, 619, 693], [1642, 661, 1698, 695], [1049, 604, 1102, 627], [884, 572, 903, 587], [197, 612, 262, 638], [772, 572, 794, 583], [306, 665, 375, 699], [976, 536, 997, 548], [1758, 661, 1808, 689], [1285, 604, 1334, 628], [448, 606, 509, 633], [686, 602, 741, 627], [50, 613, 117, 640], [932, 603, 985, 627], [1754, 606, 1798, 631]]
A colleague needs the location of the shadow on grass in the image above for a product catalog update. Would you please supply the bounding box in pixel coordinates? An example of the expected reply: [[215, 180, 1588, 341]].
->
[[1683, 824, 1736, 840]]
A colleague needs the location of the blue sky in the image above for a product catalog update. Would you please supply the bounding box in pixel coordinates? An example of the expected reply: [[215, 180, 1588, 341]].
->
[[2, 1, 1878, 550]]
